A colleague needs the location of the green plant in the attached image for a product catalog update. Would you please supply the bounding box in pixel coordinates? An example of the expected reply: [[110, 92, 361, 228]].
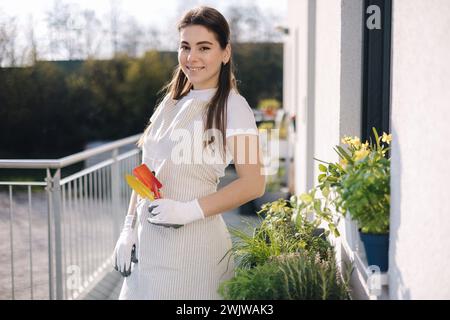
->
[[226, 220, 300, 270], [338, 129, 391, 234], [225, 200, 301, 270], [225, 196, 338, 270], [316, 128, 391, 234], [290, 188, 341, 238], [218, 251, 350, 300], [259, 198, 334, 261], [315, 136, 367, 213], [219, 189, 350, 300]]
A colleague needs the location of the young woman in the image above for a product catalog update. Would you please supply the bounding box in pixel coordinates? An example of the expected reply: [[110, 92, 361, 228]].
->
[[113, 6, 266, 300]]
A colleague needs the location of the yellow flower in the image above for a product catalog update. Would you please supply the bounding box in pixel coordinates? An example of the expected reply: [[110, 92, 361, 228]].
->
[[382, 132, 392, 144], [351, 137, 361, 148], [341, 136, 352, 145], [340, 158, 348, 169], [354, 149, 369, 161], [361, 141, 369, 150]]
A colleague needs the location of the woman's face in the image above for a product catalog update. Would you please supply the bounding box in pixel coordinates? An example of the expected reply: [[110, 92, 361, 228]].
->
[[178, 25, 230, 90]]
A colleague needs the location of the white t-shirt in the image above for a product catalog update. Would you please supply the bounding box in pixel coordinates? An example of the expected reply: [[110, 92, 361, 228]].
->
[[145, 87, 259, 170], [180, 87, 259, 139]]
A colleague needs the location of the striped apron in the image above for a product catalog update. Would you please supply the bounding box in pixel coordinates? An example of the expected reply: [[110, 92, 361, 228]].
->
[[119, 95, 235, 299]]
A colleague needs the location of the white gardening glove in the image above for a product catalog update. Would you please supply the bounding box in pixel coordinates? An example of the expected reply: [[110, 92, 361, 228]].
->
[[112, 214, 138, 277], [147, 198, 205, 228]]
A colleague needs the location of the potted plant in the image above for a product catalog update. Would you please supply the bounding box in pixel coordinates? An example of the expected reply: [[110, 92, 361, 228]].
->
[[218, 251, 350, 300], [318, 128, 391, 272], [226, 194, 340, 270], [290, 187, 341, 241], [257, 98, 281, 120], [219, 197, 349, 300]]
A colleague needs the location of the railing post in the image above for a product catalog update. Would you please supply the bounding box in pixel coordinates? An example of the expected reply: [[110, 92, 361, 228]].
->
[[46, 168, 64, 300], [9, 186, 15, 300], [45, 170, 54, 300], [111, 149, 121, 242]]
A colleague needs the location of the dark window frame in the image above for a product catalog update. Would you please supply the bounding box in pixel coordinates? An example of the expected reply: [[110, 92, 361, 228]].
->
[[361, 0, 392, 142]]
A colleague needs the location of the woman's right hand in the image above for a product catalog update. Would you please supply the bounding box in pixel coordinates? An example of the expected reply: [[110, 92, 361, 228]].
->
[[112, 215, 138, 277]]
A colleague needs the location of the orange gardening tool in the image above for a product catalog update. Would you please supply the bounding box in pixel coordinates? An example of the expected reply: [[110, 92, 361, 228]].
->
[[125, 174, 155, 200], [127, 164, 181, 229], [132, 164, 163, 199]]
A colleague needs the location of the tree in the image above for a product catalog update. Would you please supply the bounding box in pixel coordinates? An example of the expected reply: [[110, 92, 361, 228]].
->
[[81, 10, 103, 59], [119, 16, 144, 58], [225, 5, 245, 43], [109, 0, 121, 57], [123, 50, 177, 132], [225, 4, 283, 43], [46, 0, 84, 60], [22, 14, 39, 66], [143, 25, 162, 51], [232, 42, 283, 108], [0, 11, 18, 67]]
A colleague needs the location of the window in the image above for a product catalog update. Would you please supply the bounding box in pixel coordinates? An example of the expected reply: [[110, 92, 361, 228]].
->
[[361, 0, 392, 142]]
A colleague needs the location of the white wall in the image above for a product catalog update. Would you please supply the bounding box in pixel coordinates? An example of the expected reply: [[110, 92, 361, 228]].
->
[[286, 0, 344, 196], [389, 0, 450, 299], [339, 0, 362, 139], [286, 0, 310, 195], [286, 0, 362, 195], [314, 0, 342, 179]]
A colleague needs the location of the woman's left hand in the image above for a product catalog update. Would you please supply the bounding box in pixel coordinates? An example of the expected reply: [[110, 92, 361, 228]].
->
[[147, 198, 205, 228]]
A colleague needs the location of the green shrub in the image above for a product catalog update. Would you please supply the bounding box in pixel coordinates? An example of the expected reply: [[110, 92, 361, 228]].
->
[[225, 198, 334, 270], [218, 251, 350, 300], [226, 220, 302, 269]]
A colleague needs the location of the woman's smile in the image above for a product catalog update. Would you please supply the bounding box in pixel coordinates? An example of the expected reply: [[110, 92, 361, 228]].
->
[[187, 66, 205, 72]]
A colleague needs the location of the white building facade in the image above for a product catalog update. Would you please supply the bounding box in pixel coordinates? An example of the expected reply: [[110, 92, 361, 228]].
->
[[283, 0, 450, 299]]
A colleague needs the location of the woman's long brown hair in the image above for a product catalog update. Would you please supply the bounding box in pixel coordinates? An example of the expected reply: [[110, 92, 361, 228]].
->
[[137, 6, 239, 159]]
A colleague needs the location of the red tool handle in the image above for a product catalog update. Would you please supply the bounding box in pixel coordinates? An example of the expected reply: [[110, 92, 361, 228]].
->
[[133, 164, 163, 199]]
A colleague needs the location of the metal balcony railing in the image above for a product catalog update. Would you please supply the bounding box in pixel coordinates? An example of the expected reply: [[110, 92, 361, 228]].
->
[[0, 134, 141, 300]]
